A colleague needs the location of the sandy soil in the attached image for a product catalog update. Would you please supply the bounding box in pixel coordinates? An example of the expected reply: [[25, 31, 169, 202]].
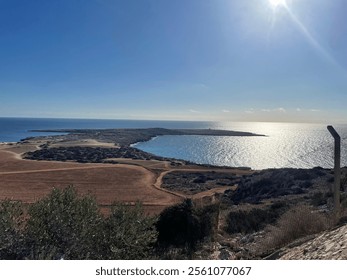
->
[[0, 142, 40, 154], [49, 139, 119, 148], [104, 158, 171, 169]]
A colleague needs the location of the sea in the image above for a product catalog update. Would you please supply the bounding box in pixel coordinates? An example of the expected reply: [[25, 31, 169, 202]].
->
[[1, 117, 346, 170]]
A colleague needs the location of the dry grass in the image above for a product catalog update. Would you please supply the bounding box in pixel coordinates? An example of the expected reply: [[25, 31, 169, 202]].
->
[[259, 204, 330, 253], [0, 150, 182, 215]]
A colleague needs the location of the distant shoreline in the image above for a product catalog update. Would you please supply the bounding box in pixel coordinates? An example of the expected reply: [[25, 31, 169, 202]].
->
[[27, 127, 266, 147], [3, 119, 334, 170], [20, 127, 263, 170]]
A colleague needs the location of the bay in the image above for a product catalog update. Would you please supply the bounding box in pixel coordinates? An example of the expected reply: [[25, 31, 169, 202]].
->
[[1, 117, 345, 169], [134, 122, 347, 170]]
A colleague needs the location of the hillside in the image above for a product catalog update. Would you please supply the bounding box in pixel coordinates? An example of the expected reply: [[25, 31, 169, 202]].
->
[[279, 224, 347, 260]]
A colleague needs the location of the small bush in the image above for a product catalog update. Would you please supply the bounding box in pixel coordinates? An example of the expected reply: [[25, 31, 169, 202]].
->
[[310, 192, 328, 207], [0, 200, 25, 259], [100, 203, 157, 260], [156, 200, 199, 250], [24, 186, 103, 259], [299, 180, 313, 189], [226, 209, 264, 234], [156, 200, 218, 254], [226, 202, 288, 234], [195, 203, 219, 241], [340, 192, 347, 212], [261, 204, 329, 251]]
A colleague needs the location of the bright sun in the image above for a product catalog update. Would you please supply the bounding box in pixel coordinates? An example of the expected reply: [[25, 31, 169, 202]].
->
[[268, 0, 286, 8]]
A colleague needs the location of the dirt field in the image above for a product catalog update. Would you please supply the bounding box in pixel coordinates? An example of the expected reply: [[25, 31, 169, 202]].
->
[[49, 139, 118, 148], [0, 147, 182, 214], [0, 141, 250, 215]]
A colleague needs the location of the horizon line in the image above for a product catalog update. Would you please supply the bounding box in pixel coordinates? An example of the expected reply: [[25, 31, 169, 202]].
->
[[0, 115, 341, 125]]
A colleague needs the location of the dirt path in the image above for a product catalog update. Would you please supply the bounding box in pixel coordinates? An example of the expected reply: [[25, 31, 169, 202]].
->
[[0, 149, 182, 214], [0, 164, 152, 175], [153, 170, 186, 199], [154, 167, 251, 189], [153, 168, 246, 204], [191, 185, 237, 199], [0, 142, 248, 213]]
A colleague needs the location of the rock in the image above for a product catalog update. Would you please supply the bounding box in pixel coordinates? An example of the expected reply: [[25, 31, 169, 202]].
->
[[280, 224, 347, 260]]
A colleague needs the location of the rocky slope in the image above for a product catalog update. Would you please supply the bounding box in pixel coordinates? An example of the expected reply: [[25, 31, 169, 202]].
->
[[279, 224, 347, 260]]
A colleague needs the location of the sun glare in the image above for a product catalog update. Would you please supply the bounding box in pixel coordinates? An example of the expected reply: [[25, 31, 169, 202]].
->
[[268, 0, 286, 8]]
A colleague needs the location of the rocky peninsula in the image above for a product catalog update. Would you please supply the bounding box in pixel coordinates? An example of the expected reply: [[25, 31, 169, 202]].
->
[[27, 127, 264, 145], [23, 127, 264, 165]]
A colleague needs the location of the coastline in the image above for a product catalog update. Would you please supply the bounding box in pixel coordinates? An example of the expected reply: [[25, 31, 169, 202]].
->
[[27, 127, 265, 146], [129, 135, 159, 147], [3, 121, 338, 170], [20, 127, 263, 169], [0, 131, 346, 260]]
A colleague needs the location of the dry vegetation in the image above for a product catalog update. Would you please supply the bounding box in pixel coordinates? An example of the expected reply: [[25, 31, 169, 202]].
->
[[259, 205, 331, 255]]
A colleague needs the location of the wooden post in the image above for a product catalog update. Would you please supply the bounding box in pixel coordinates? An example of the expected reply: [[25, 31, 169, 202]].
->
[[327, 125, 341, 216]]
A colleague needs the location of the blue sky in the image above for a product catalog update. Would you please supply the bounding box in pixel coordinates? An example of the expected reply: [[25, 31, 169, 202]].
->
[[1, 0, 347, 123]]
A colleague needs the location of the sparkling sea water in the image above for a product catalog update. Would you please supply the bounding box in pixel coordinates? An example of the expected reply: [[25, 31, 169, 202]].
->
[[134, 122, 347, 170], [1, 117, 345, 169]]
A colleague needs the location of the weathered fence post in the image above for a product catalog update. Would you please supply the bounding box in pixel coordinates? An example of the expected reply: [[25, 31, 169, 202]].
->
[[327, 125, 341, 216]]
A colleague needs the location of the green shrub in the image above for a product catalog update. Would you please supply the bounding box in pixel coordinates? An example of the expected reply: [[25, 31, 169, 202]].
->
[[21, 187, 158, 260], [24, 186, 103, 259], [310, 192, 330, 207], [195, 203, 219, 241], [341, 192, 347, 208], [226, 202, 288, 234], [0, 200, 25, 259], [227, 209, 263, 234], [10, 186, 159, 260], [100, 203, 157, 260]]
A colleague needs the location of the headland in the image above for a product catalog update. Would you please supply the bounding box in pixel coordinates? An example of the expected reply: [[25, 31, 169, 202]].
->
[[0, 127, 346, 259]]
